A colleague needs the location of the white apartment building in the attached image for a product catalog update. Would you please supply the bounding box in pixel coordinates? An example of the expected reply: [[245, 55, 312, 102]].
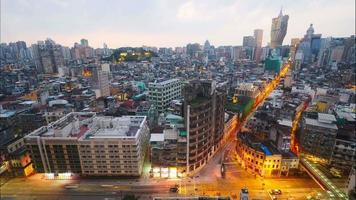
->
[[78, 115, 149, 176], [97, 70, 110, 97], [148, 79, 182, 113], [25, 112, 150, 177]]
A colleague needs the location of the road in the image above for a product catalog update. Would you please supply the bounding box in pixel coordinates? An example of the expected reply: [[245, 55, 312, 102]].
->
[[1, 166, 322, 200]]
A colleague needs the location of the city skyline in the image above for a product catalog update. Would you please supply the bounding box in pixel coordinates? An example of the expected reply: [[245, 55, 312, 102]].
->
[[1, 0, 355, 48], [0, 1, 355, 199]]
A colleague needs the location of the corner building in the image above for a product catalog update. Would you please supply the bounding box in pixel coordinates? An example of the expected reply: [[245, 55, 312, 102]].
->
[[183, 80, 226, 174]]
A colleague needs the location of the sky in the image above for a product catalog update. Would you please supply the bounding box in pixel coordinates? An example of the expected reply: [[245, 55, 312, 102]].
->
[[1, 0, 355, 48]]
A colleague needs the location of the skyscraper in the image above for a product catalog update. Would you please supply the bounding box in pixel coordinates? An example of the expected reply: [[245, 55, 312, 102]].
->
[[80, 39, 89, 47], [290, 38, 301, 62], [203, 40, 211, 52], [297, 24, 322, 64], [270, 9, 289, 48], [243, 36, 255, 60], [254, 29, 263, 62], [254, 29, 263, 47], [243, 36, 255, 47], [31, 39, 64, 74]]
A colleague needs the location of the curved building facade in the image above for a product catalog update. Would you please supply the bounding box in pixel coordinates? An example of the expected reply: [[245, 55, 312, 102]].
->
[[270, 10, 289, 48]]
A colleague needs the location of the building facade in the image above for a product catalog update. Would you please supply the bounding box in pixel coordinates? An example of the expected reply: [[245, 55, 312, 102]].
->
[[270, 10, 289, 48], [254, 29, 263, 63], [236, 132, 298, 177], [148, 79, 182, 113], [235, 83, 259, 99], [97, 70, 110, 97], [25, 112, 150, 176], [183, 80, 226, 174], [300, 113, 338, 162], [31, 39, 64, 74], [329, 133, 356, 173]]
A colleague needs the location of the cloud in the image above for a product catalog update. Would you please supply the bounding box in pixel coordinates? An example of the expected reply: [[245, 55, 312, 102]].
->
[[49, 0, 69, 7], [1, 0, 354, 47], [176, 1, 212, 21]]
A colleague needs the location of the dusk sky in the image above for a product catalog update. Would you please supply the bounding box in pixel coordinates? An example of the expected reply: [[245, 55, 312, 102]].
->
[[1, 0, 355, 48]]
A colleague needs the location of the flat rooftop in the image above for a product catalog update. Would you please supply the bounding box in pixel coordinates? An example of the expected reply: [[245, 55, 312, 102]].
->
[[318, 113, 337, 123], [82, 116, 146, 140], [26, 112, 147, 140], [149, 78, 180, 86], [305, 117, 338, 130], [238, 132, 281, 156], [26, 112, 96, 139]]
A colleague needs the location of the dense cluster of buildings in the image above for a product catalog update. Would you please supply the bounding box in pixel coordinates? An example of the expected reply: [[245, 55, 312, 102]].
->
[[0, 9, 355, 199]]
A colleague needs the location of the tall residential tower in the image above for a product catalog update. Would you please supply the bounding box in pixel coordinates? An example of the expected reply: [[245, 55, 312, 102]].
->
[[183, 80, 226, 174]]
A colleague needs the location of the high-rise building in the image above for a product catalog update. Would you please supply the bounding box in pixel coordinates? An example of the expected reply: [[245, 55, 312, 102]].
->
[[290, 38, 300, 61], [254, 29, 263, 47], [243, 36, 255, 47], [148, 79, 182, 113], [242, 36, 255, 60], [97, 70, 110, 97], [71, 42, 94, 60], [232, 46, 243, 61], [260, 47, 270, 61], [183, 80, 226, 174], [270, 9, 289, 48], [186, 43, 201, 58], [31, 39, 64, 74], [203, 40, 211, 52], [61, 46, 71, 60], [103, 43, 109, 56], [80, 39, 89, 47], [25, 113, 150, 176], [254, 29, 263, 62], [297, 24, 322, 64]]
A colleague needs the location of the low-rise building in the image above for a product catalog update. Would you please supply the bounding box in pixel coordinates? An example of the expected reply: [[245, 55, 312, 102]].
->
[[149, 114, 187, 178], [280, 151, 299, 176], [235, 83, 259, 99], [236, 132, 298, 177], [0, 138, 34, 177], [300, 113, 338, 163]]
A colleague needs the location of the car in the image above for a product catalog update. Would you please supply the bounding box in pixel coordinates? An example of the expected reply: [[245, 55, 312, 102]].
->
[[269, 189, 282, 195], [169, 187, 178, 193], [326, 191, 335, 197], [64, 184, 79, 189]]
